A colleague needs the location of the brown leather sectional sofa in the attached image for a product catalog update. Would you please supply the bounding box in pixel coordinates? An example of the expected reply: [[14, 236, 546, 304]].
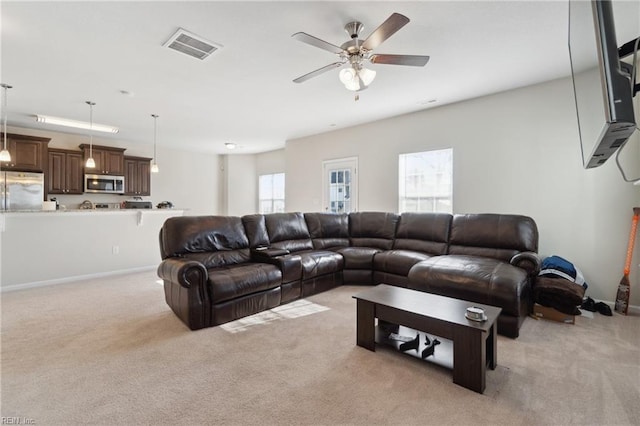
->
[[158, 211, 540, 338]]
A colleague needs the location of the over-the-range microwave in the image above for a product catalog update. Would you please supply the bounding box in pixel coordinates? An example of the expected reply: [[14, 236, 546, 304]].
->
[[84, 174, 125, 194]]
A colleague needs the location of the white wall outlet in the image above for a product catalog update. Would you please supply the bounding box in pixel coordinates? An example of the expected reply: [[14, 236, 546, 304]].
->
[[112, 245, 119, 255]]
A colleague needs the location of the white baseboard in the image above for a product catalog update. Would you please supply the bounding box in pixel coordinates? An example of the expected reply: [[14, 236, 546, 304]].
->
[[0, 266, 158, 293]]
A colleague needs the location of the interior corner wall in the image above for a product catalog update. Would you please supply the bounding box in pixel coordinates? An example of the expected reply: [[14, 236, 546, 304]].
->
[[285, 76, 640, 306], [255, 149, 286, 177], [223, 154, 257, 216]]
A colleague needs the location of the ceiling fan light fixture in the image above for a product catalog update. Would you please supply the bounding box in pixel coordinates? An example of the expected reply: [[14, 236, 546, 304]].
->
[[344, 79, 361, 92], [339, 68, 357, 85], [359, 67, 376, 86]]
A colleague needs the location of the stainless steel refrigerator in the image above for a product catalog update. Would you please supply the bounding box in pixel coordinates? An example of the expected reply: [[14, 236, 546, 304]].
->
[[1, 171, 45, 211]]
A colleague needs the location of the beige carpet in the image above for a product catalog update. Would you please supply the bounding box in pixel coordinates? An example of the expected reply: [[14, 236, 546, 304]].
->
[[1, 271, 639, 425]]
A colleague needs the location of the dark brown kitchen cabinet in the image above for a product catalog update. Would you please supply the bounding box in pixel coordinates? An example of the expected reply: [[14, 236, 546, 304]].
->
[[48, 149, 84, 194], [124, 156, 151, 196], [79, 144, 125, 175], [0, 133, 50, 172]]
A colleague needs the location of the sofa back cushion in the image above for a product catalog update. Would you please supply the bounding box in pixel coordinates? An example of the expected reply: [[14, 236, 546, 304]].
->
[[393, 212, 452, 255], [304, 212, 350, 250], [348, 212, 399, 250], [264, 212, 313, 253], [241, 214, 270, 248], [448, 213, 538, 261], [160, 215, 250, 267]]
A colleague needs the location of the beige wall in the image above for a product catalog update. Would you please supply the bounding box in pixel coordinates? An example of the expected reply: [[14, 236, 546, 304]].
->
[[285, 77, 640, 306], [222, 149, 286, 216], [222, 154, 257, 216], [0, 210, 184, 289]]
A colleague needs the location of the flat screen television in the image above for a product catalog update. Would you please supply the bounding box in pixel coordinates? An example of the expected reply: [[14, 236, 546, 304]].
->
[[568, 0, 637, 169]]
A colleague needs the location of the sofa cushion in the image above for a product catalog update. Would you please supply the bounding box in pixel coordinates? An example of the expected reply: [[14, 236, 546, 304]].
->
[[349, 212, 399, 250], [304, 212, 350, 250], [242, 214, 270, 248], [338, 247, 382, 269], [448, 214, 538, 262], [160, 215, 250, 263], [394, 212, 452, 255], [407, 255, 529, 317], [374, 249, 432, 276], [208, 263, 282, 304], [298, 250, 344, 279], [265, 212, 314, 252]]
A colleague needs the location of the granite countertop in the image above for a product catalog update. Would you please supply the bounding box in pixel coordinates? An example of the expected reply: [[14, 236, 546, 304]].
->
[[1, 208, 185, 214]]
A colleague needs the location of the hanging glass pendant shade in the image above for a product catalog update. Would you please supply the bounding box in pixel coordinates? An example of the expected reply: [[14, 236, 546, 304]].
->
[[85, 101, 96, 168], [0, 84, 13, 162], [151, 114, 159, 173]]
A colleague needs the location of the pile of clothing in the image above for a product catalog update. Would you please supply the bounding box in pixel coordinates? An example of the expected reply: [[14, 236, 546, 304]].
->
[[533, 255, 591, 315]]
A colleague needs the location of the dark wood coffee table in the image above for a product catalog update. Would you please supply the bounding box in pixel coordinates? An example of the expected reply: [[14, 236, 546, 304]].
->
[[353, 284, 502, 393]]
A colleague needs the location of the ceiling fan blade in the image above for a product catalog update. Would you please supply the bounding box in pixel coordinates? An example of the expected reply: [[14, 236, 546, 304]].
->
[[370, 54, 430, 67], [292, 32, 345, 55], [293, 62, 344, 83], [362, 13, 410, 51]]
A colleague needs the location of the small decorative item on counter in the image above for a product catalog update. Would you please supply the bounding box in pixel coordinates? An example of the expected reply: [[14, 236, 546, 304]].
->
[[42, 201, 57, 211], [79, 200, 95, 209], [156, 201, 174, 209]]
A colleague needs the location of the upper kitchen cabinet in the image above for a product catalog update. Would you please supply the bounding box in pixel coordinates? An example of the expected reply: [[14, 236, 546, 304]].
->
[[79, 144, 125, 175], [0, 133, 50, 172], [48, 149, 84, 194], [124, 156, 151, 196]]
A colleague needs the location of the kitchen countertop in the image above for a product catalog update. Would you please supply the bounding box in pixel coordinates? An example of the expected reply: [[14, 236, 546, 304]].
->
[[0, 208, 186, 215]]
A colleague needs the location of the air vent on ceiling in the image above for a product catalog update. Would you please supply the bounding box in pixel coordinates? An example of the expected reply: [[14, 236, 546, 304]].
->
[[163, 28, 222, 60]]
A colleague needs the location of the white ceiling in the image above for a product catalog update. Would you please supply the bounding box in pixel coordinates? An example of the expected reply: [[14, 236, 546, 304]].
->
[[1, 1, 638, 155]]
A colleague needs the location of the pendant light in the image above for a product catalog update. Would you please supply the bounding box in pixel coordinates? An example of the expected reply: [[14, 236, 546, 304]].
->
[[85, 101, 96, 168], [0, 84, 13, 162], [150, 114, 159, 173]]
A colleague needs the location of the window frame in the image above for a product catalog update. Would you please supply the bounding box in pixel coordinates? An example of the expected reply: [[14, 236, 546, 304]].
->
[[258, 172, 285, 214], [398, 148, 453, 214]]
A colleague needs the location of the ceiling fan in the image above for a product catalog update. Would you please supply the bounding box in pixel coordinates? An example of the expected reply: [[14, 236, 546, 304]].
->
[[292, 13, 430, 93]]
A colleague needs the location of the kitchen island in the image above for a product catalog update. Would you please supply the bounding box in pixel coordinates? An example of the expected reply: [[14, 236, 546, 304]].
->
[[0, 208, 184, 290]]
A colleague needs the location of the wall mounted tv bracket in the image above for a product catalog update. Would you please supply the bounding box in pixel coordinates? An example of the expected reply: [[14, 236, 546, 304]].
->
[[619, 36, 640, 96]]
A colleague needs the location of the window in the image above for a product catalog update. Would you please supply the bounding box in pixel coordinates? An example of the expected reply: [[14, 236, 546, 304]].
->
[[259, 173, 285, 214], [399, 149, 453, 213]]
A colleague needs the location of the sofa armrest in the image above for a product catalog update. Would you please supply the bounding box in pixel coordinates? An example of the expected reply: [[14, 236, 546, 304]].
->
[[252, 252, 302, 284], [157, 258, 210, 330], [251, 247, 291, 259], [510, 251, 541, 277]]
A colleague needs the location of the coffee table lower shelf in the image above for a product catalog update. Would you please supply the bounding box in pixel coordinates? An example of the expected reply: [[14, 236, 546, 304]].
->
[[375, 324, 454, 370]]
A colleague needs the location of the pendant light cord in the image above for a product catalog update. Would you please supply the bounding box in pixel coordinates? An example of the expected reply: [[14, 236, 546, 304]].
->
[[153, 115, 157, 160], [89, 103, 93, 158]]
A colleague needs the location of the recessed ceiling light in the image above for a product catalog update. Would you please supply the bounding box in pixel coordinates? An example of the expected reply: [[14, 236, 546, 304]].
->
[[419, 99, 437, 105], [225, 142, 237, 150]]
